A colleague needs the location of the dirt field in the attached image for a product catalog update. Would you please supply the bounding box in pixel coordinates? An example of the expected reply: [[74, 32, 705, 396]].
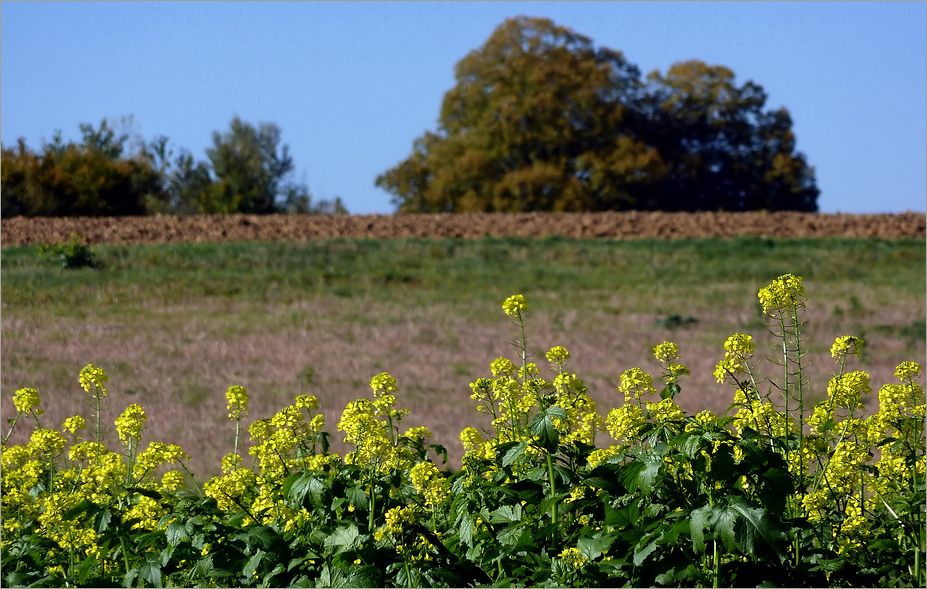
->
[[2, 211, 924, 246]]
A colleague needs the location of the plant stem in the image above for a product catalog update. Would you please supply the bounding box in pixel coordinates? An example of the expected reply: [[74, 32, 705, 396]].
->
[[546, 452, 558, 545]]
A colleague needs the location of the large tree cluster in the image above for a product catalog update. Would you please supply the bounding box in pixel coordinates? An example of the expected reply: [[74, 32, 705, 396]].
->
[[377, 17, 819, 213], [1, 117, 347, 218]]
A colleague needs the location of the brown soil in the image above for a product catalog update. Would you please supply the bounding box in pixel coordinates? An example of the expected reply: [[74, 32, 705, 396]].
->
[[2, 211, 924, 246]]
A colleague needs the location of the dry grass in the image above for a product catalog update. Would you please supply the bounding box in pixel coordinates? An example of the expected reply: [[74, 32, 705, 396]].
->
[[3, 285, 922, 478]]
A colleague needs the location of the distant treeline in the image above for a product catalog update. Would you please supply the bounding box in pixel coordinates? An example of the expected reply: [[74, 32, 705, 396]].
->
[[3, 15, 821, 218], [1, 116, 347, 218]]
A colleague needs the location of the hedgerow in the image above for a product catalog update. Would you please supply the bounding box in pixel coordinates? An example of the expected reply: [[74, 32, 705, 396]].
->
[[2, 274, 924, 587]]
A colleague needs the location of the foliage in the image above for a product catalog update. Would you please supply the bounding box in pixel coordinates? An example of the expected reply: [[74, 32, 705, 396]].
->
[[376, 16, 819, 213], [1, 117, 347, 218], [2, 276, 924, 587], [36, 234, 99, 270], [1, 119, 167, 218]]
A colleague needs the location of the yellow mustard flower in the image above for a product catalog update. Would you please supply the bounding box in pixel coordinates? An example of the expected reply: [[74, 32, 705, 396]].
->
[[79, 364, 109, 396], [161, 470, 186, 492], [61, 415, 86, 435], [490, 357, 517, 377], [226, 385, 249, 420], [502, 294, 528, 317], [546, 346, 571, 364], [13, 388, 41, 414], [605, 405, 645, 444], [757, 273, 806, 314], [115, 403, 146, 444], [617, 368, 656, 403], [558, 546, 587, 570], [894, 361, 921, 382], [830, 335, 863, 360], [409, 461, 449, 507], [295, 394, 319, 410], [826, 371, 871, 410], [653, 341, 680, 364]]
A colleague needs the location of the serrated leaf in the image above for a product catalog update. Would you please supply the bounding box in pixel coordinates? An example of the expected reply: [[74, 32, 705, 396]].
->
[[633, 535, 659, 566], [728, 497, 787, 562], [324, 524, 361, 555], [459, 514, 474, 547], [547, 406, 567, 421], [139, 553, 162, 588], [96, 508, 112, 534], [62, 498, 95, 520], [690, 505, 711, 553], [605, 500, 640, 528], [530, 413, 559, 453], [618, 460, 645, 493], [166, 521, 190, 547], [346, 485, 369, 512], [638, 454, 662, 494], [489, 504, 522, 524], [502, 441, 528, 467], [248, 525, 282, 550], [497, 525, 524, 547], [243, 549, 266, 578], [578, 534, 615, 561]]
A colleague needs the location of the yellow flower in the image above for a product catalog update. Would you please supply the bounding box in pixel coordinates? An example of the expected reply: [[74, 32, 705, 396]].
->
[[894, 361, 921, 382], [79, 364, 109, 397], [409, 461, 449, 507], [28, 428, 67, 456], [13, 388, 41, 414], [295, 394, 319, 410], [617, 368, 656, 403], [460, 427, 484, 451], [546, 346, 571, 364], [558, 546, 587, 570], [161, 470, 186, 492], [61, 415, 86, 435], [605, 405, 644, 444], [115, 403, 146, 444], [490, 358, 516, 377], [714, 333, 755, 383], [502, 294, 528, 317], [826, 371, 871, 410], [226, 385, 249, 420], [587, 444, 622, 468], [653, 341, 680, 364], [221, 453, 243, 474], [830, 335, 863, 360], [757, 273, 806, 314], [646, 398, 685, 424]]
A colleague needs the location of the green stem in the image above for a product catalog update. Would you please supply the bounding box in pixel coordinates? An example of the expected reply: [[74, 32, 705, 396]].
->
[[713, 539, 719, 589], [546, 452, 558, 545], [233, 415, 241, 461], [2, 411, 22, 446]]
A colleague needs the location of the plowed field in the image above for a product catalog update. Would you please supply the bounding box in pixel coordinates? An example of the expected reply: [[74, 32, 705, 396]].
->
[[2, 211, 924, 246]]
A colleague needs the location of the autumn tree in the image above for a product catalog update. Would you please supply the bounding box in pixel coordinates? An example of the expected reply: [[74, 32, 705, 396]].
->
[[377, 16, 818, 213], [1, 119, 167, 217]]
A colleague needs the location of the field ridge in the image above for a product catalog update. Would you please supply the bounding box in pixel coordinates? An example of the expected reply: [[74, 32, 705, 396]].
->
[[2, 211, 924, 246]]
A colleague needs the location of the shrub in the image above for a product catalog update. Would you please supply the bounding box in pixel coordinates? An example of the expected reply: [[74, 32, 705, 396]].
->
[[1, 275, 924, 587]]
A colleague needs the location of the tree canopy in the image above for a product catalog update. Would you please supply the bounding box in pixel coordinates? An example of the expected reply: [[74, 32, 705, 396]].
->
[[1, 117, 347, 217], [376, 16, 819, 213]]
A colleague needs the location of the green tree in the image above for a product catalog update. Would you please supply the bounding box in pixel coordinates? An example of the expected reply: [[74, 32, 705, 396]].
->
[[1, 119, 167, 218], [204, 116, 295, 214], [640, 60, 818, 211], [377, 16, 818, 213]]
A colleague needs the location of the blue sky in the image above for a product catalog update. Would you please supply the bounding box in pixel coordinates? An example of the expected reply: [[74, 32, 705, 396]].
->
[[3, 1, 925, 214]]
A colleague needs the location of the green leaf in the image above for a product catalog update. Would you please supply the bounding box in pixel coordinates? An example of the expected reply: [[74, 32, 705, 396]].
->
[[497, 525, 525, 547], [95, 508, 112, 534], [243, 549, 266, 579], [139, 552, 163, 588], [618, 460, 645, 493], [166, 521, 190, 547], [605, 500, 639, 528], [459, 513, 475, 547], [502, 441, 529, 467], [62, 498, 96, 520], [530, 412, 559, 453], [78, 554, 98, 584], [346, 485, 369, 512], [489, 504, 522, 524], [324, 524, 361, 555], [728, 497, 787, 562], [578, 534, 615, 561], [633, 534, 659, 566], [690, 505, 711, 553]]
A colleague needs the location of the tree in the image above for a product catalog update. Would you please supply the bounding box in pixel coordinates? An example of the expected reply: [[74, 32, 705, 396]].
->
[[1, 119, 167, 218], [204, 116, 295, 214], [639, 60, 818, 211], [377, 16, 818, 213]]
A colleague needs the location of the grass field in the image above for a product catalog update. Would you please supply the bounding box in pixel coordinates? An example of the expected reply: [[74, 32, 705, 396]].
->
[[2, 236, 924, 478]]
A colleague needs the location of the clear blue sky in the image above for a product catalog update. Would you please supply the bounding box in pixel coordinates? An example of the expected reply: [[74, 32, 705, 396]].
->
[[3, 1, 925, 214]]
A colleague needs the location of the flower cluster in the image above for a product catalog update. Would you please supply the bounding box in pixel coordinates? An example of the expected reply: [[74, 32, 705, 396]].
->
[[713, 333, 755, 384], [502, 294, 528, 317], [226, 385, 249, 420], [757, 273, 806, 314]]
